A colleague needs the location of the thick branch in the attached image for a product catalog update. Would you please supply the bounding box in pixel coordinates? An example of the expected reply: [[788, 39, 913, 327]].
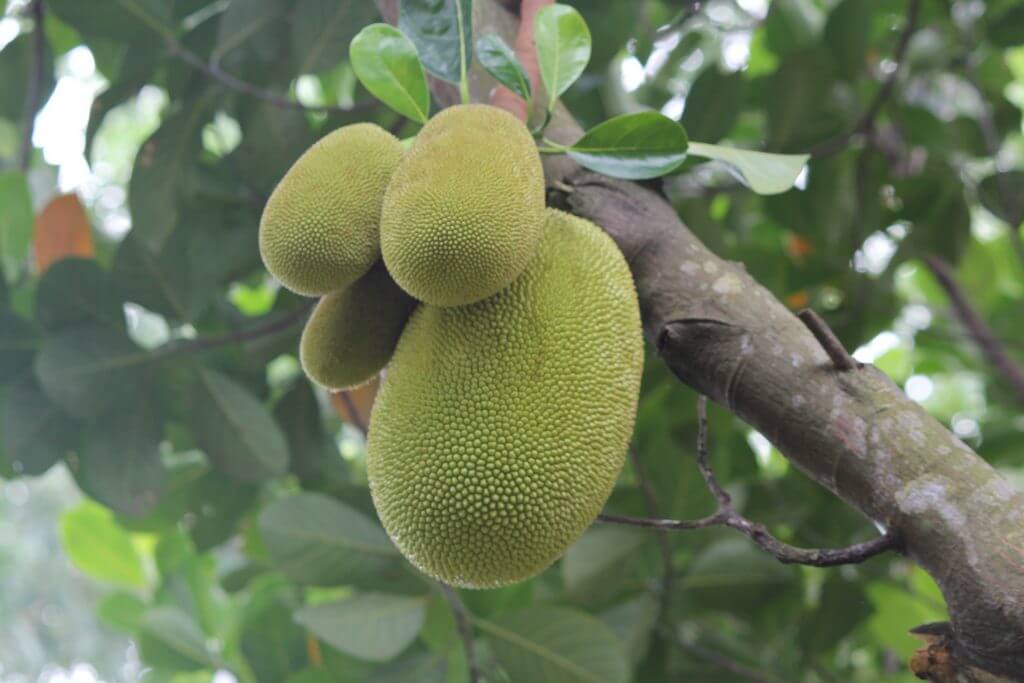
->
[[925, 256, 1024, 406]]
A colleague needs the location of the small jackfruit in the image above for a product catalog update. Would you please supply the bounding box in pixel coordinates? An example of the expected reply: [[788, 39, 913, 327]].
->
[[259, 124, 403, 296], [380, 104, 545, 307], [300, 262, 417, 390], [367, 209, 643, 588]]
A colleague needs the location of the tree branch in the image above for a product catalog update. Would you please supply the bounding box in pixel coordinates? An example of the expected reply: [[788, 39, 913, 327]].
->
[[18, 0, 46, 171], [156, 301, 313, 359], [924, 256, 1024, 406], [810, 0, 922, 158], [601, 397, 900, 567], [167, 40, 376, 115]]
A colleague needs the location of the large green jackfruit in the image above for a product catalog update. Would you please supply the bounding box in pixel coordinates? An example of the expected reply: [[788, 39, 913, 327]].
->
[[367, 209, 643, 588], [259, 124, 403, 296], [300, 262, 417, 390], [380, 104, 545, 307]]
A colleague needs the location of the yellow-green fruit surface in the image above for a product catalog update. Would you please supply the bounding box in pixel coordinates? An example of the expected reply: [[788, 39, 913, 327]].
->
[[367, 209, 643, 588], [300, 262, 417, 390], [380, 104, 545, 307], [259, 124, 403, 296]]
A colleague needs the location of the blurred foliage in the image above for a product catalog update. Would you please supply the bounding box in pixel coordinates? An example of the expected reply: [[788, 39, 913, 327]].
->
[[0, 0, 1022, 681]]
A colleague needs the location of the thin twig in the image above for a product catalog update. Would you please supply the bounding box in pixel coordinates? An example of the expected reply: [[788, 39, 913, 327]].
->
[[600, 396, 900, 567], [167, 39, 376, 115], [156, 302, 313, 359], [628, 447, 674, 624], [18, 0, 46, 171], [810, 0, 922, 158], [798, 309, 860, 371], [338, 390, 368, 435], [438, 583, 480, 683], [924, 255, 1024, 406]]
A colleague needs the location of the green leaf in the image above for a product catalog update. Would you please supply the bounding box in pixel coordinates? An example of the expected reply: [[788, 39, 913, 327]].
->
[[291, 0, 378, 75], [476, 34, 532, 102], [295, 593, 428, 662], [189, 369, 289, 483], [128, 102, 214, 251], [399, 0, 473, 86], [688, 142, 808, 195], [259, 492, 398, 585], [274, 381, 350, 495], [46, 0, 173, 41], [138, 606, 215, 671], [566, 111, 689, 180], [823, 0, 869, 80], [978, 171, 1024, 225], [0, 171, 33, 284], [479, 606, 629, 683], [987, 5, 1024, 47], [680, 537, 797, 610], [562, 525, 647, 592], [1, 375, 78, 476], [59, 500, 147, 588], [798, 576, 874, 654], [35, 258, 126, 334], [350, 24, 431, 123], [34, 326, 148, 419], [74, 397, 167, 517], [96, 592, 148, 634], [0, 308, 37, 383], [0, 33, 55, 124], [240, 578, 307, 683], [213, 0, 289, 72], [680, 69, 746, 143], [534, 4, 591, 110]]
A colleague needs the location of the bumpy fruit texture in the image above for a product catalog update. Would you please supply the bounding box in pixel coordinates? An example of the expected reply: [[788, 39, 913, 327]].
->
[[380, 104, 545, 307], [259, 123, 403, 296], [368, 209, 643, 588], [300, 262, 417, 390]]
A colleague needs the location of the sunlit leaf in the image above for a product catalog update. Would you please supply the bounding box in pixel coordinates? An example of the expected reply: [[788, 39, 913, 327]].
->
[[688, 141, 808, 195], [350, 24, 431, 123], [296, 593, 428, 662], [566, 111, 688, 179], [534, 4, 591, 110], [60, 500, 146, 588], [476, 34, 532, 102]]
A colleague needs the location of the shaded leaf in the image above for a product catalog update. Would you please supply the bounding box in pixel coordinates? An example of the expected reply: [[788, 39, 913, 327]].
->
[[296, 592, 428, 662], [823, 0, 869, 80], [138, 606, 215, 670], [0, 309, 37, 383], [291, 0, 378, 74], [33, 194, 95, 273], [534, 4, 591, 109], [567, 111, 688, 179], [688, 142, 808, 195], [987, 5, 1024, 47], [0, 171, 33, 283], [476, 34, 531, 102], [96, 592, 147, 634], [680, 69, 746, 143], [480, 606, 630, 683], [189, 369, 289, 482], [259, 492, 398, 585], [46, 0, 172, 41], [35, 258, 124, 333], [275, 381, 350, 495], [399, 0, 473, 84], [978, 171, 1024, 225], [562, 525, 647, 592], [1, 375, 78, 476], [350, 24, 431, 123], [240, 578, 307, 682], [59, 500, 146, 588]]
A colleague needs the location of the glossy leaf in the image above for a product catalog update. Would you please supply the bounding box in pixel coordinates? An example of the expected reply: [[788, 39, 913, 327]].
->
[[476, 34, 532, 101], [566, 111, 689, 179], [0, 171, 33, 283], [259, 492, 398, 585], [688, 141, 809, 195], [480, 606, 630, 683], [534, 4, 591, 109], [399, 0, 473, 85], [295, 593, 428, 661], [189, 369, 289, 483], [59, 501, 146, 588], [350, 24, 431, 123]]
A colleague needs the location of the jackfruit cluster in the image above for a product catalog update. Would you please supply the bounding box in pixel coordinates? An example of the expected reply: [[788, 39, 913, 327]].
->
[[258, 107, 643, 588]]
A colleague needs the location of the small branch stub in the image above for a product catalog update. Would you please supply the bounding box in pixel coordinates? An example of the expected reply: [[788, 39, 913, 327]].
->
[[798, 309, 861, 371]]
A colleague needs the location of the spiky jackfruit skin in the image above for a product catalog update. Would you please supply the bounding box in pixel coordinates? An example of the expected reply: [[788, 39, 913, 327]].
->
[[380, 104, 545, 307], [259, 124, 403, 296], [300, 262, 417, 390], [367, 210, 643, 588]]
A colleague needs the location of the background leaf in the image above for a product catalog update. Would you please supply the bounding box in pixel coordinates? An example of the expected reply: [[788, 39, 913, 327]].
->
[[33, 194, 95, 273], [59, 501, 146, 588], [350, 24, 431, 123], [295, 593, 428, 662], [0, 171, 33, 283]]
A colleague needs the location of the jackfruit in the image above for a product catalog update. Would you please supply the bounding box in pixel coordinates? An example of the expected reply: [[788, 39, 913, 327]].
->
[[300, 262, 417, 390], [380, 104, 545, 307], [259, 124, 403, 296], [367, 209, 643, 588]]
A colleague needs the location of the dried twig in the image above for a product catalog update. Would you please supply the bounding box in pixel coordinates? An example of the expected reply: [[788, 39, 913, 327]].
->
[[18, 0, 46, 171], [925, 255, 1024, 406], [600, 397, 900, 567], [810, 0, 922, 158]]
